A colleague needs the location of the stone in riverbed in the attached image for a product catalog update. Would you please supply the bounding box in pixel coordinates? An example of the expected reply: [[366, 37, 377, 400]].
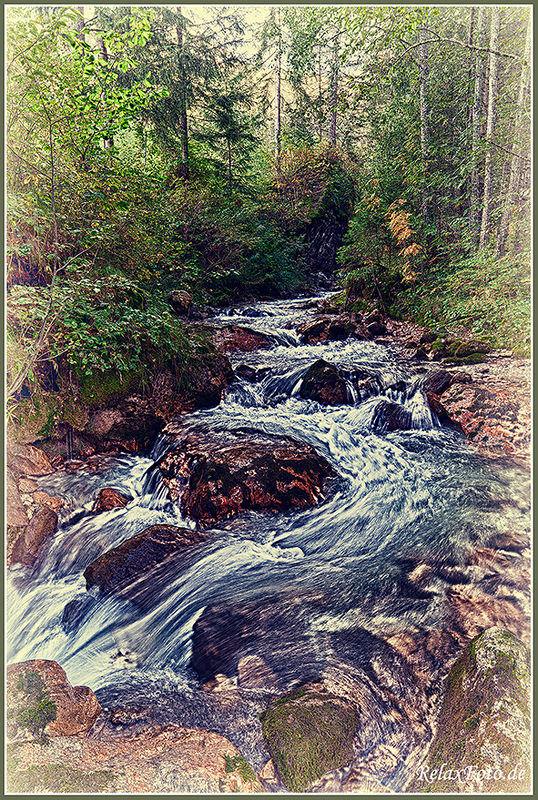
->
[[6, 659, 101, 738], [7, 443, 54, 477], [83, 525, 207, 596], [10, 506, 58, 568], [296, 315, 364, 344], [409, 628, 530, 793], [92, 487, 131, 513], [259, 683, 359, 792], [371, 399, 413, 431], [212, 325, 273, 353], [159, 424, 336, 527], [299, 359, 349, 405]]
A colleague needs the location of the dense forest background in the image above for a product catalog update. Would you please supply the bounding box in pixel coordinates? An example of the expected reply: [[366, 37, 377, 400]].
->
[[6, 4, 531, 428]]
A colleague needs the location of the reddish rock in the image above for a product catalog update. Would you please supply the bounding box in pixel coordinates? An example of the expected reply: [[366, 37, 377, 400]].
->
[[6, 659, 101, 737], [84, 524, 207, 596], [10, 506, 58, 567], [31, 491, 65, 513], [7, 468, 29, 527], [159, 425, 336, 528], [440, 381, 530, 456], [212, 325, 273, 353], [92, 487, 131, 513], [7, 444, 54, 477]]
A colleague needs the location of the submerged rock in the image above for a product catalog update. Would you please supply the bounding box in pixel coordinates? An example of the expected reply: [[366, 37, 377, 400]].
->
[[10, 506, 58, 568], [6, 659, 101, 738], [409, 628, 530, 793], [259, 683, 359, 792], [83, 525, 207, 596], [159, 424, 336, 528]]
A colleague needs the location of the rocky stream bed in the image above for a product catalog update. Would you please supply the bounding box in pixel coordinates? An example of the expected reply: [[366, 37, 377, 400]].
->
[[6, 294, 531, 793]]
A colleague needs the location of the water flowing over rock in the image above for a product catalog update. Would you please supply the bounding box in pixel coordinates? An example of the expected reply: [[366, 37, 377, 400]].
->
[[159, 424, 336, 527], [409, 628, 530, 793], [10, 506, 58, 567], [83, 525, 208, 597], [296, 315, 365, 344], [7, 659, 101, 738]]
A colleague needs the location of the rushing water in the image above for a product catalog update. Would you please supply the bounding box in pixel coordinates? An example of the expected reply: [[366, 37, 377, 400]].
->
[[7, 295, 530, 790]]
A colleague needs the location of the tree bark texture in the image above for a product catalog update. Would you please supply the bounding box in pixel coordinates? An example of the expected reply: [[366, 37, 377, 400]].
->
[[496, 13, 531, 258], [329, 27, 340, 145], [479, 8, 501, 250], [176, 6, 190, 180], [470, 6, 487, 244], [418, 22, 430, 222], [275, 8, 282, 172]]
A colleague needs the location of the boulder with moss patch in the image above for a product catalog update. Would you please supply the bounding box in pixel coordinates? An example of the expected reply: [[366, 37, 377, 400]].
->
[[259, 683, 359, 792], [409, 627, 530, 793]]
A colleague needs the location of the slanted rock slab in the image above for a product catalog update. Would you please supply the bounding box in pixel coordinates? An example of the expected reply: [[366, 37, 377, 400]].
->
[[409, 627, 530, 793], [10, 506, 58, 568], [83, 524, 207, 596]]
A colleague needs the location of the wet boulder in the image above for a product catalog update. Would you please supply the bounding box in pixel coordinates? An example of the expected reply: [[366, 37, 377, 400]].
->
[[425, 393, 463, 431], [6, 659, 101, 738], [211, 325, 273, 354], [83, 524, 207, 596], [409, 628, 530, 793], [299, 360, 350, 405], [260, 683, 359, 792], [421, 369, 455, 396], [9, 506, 58, 568], [159, 425, 336, 528], [92, 487, 131, 513], [371, 400, 413, 432], [296, 315, 362, 344]]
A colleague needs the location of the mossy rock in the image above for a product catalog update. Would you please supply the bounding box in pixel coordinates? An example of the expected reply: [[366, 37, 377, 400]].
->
[[79, 368, 144, 409], [444, 353, 488, 365], [445, 338, 492, 358], [6, 757, 115, 793], [259, 684, 359, 792], [410, 627, 530, 793]]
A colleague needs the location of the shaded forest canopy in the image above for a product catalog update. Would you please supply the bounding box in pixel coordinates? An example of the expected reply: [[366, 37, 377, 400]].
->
[[6, 5, 531, 420]]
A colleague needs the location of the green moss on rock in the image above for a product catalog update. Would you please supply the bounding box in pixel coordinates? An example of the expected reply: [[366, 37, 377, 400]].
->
[[259, 684, 359, 792], [79, 369, 144, 409]]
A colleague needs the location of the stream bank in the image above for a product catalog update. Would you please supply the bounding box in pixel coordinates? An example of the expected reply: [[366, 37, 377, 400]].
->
[[6, 293, 530, 793]]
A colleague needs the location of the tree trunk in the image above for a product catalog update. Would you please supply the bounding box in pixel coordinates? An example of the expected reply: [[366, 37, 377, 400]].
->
[[227, 138, 232, 193], [318, 43, 323, 142], [275, 8, 282, 173], [176, 6, 190, 180], [479, 8, 501, 250], [496, 13, 531, 258], [329, 27, 339, 146], [99, 37, 114, 149], [418, 22, 430, 222], [470, 6, 487, 244], [75, 6, 85, 42]]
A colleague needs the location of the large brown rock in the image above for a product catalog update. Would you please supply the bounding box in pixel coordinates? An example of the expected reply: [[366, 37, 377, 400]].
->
[[159, 424, 336, 527], [212, 325, 274, 353], [299, 359, 349, 405], [6, 659, 101, 738], [7, 444, 54, 477], [83, 524, 207, 596], [10, 506, 58, 567], [167, 289, 193, 316]]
